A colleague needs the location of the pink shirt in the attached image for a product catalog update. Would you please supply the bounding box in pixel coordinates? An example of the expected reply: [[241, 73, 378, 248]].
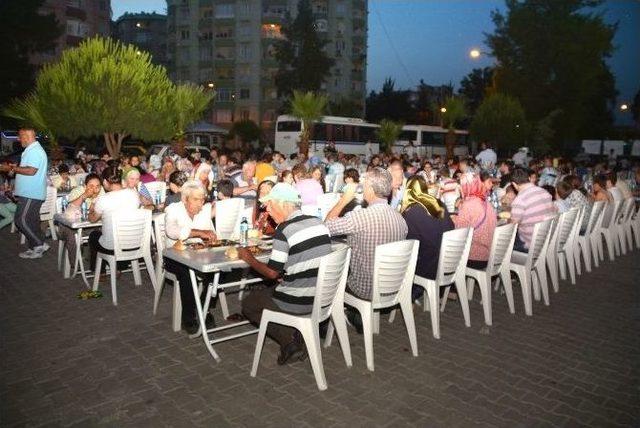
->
[[511, 184, 556, 248], [453, 197, 496, 261], [295, 179, 324, 206]]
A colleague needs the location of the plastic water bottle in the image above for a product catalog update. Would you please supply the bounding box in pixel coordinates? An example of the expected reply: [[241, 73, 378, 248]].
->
[[317, 207, 323, 220], [155, 192, 161, 206], [81, 200, 88, 221], [240, 217, 249, 246], [61, 196, 69, 212]]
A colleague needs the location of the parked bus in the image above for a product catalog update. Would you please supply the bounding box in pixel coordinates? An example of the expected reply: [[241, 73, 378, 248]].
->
[[395, 125, 470, 158], [275, 115, 380, 157]]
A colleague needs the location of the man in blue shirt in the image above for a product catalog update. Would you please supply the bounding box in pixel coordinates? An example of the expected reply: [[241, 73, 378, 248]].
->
[[0, 127, 49, 258]]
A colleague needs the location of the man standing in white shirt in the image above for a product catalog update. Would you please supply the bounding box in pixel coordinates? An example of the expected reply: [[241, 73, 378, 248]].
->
[[87, 166, 141, 271], [475, 142, 497, 169], [512, 147, 530, 167]]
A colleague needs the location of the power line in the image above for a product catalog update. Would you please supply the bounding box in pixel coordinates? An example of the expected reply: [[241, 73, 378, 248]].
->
[[371, 1, 415, 88]]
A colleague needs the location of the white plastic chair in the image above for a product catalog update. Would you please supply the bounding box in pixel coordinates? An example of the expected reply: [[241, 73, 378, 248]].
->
[[331, 174, 344, 193], [251, 247, 352, 390], [152, 213, 182, 332], [316, 193, 340, 220], [414, 228, 473, 339], [466, 223, 518, 326], [595, 199, 623, 262], [329, 240, 419, 372], [631, 205, 640, 250], [214, 198, 244, 240], [301, 204, 320, 218], [509, 217, 554, 316], [92, 209, 157, 306], [616, 198, 635, 255], [575, 201, 604, 273], [144, 181, 167, 204], [441, 192, 459, 214], [547, 208, 579, 291], [20, 186, 57, 244]]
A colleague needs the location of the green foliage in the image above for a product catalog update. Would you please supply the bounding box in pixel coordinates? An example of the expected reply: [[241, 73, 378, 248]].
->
[[365, 78, 413, 123], [376, 119, 403, 154], [459, 67, 494, 115], [632, 89, 640, 127], [442, 97, 466, 131], [289, 91, 328, 155], [167, 83, 213, 140], [0, 0, 62, 116], [486, 0, 617, 145], [229, 119, 262, 144], [470, 94, 527, 151], [328, 97, 363, 118], [274, 0, 334, 99], [530, 109, 562, 155]]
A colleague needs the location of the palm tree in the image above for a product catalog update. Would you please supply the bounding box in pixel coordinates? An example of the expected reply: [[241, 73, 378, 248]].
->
[[376, 119, 403, 155], [442, 97, 466, 159], [289, 90, 328, 156]]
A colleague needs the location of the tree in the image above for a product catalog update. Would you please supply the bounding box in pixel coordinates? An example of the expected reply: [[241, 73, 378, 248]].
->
[[166, 83, 214, 157], [470, 94, 527, 152], [274, 0, 334, 99], [486, 0, 617, 146], [328, 97, 363, 118], [289, 90, 328, 156], [365, 78, 414, 123], [33, 37, 179, 157], [442, 97, 467, 159], [229, 119, 262, 145], [632, 89, 640, 129], [459, 67, 494, 115], [376, 119, 403, 155], [0, 0, 62, 116]]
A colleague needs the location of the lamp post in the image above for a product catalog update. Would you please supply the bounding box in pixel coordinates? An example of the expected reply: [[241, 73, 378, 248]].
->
[[439, 107, 446, 127], [620, 103, 629, 111]]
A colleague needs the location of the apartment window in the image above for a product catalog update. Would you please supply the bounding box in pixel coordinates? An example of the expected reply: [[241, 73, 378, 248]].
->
[[335, 40, 345, 57], [239, 88, 250, 99], [66, 20, 89, 37], [216, 47, 234, 60], [202, 7, 213, 18], [263, 5, 287, 18], [199, 46, 213, 61], [334, 78, 341, 88], [200, 31, 213, 40], [215, 27, 233, 38], [263, 110, 276, 122], [216, 109, 233, 123], [261, 24, 283, 39], [337, 21, 346, 36], [238, 1, 250, 16], [315, 19, 328, 32], [239, 44, 252, 60], [336, 2, 346, 15], [215, 4, 235, 18], [216, 67, 233, 79], [216, 88, 232, 102], [181, 29, 190, 40], [238, 23, 251, 38], [67, 0, 82, 7], [240, 110, 250, 121], [313, 2, 327, 14]]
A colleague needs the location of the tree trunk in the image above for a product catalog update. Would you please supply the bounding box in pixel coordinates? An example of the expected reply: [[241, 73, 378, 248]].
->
[[445, 129, 456, 160], [299, 128, 310, 158], [103, 132, 128, 158]]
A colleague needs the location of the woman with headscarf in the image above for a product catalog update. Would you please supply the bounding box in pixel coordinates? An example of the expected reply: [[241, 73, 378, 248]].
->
[[451, 174, 497, 270], [400, 176, 454, 301]]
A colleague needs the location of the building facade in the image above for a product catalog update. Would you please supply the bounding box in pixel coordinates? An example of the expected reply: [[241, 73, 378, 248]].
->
[[166, 0, 367, 131], [32, 0, 112, 66], [112, 12, 168, 68]]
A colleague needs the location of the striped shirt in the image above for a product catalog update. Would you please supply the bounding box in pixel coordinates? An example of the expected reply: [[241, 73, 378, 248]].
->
[[511, 184, 556, 249], [269, 211, 332, 314], [326, 200, 408, 300]]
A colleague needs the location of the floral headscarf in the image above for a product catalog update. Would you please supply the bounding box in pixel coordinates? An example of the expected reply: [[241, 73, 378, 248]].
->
[[400, 176, 445, 218]]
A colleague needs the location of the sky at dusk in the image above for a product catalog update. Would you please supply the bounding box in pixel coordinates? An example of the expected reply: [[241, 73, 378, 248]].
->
[[112, 0, 639, 124]]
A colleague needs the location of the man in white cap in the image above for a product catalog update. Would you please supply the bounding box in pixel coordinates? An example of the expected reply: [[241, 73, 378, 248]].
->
[[239, 183, 332, 365]]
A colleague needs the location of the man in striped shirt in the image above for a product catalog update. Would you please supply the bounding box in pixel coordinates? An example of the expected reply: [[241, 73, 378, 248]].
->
[[510, 168, 556, 252], [239, 183, 332, 365]]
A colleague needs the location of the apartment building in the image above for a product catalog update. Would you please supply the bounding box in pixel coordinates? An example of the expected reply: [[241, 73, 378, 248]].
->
[[166, 0, 367, 131], [113, 12, 168, 68]]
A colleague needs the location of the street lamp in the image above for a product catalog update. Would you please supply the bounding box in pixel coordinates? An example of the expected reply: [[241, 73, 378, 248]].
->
[[440, 107, 447, 113], [469, 48, 481, 59], [620, 103, 629, 111], [207, 82, 215, 89]]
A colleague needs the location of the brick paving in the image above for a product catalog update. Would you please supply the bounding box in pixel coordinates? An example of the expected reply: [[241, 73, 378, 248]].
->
[[1, 226, 639, 427]]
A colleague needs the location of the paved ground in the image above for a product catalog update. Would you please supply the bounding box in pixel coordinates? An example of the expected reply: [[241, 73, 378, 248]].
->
[[1, 226, 639, 428]]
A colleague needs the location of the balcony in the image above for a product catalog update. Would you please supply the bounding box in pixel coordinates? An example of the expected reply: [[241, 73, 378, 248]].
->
[[66, 6, 86, 20]]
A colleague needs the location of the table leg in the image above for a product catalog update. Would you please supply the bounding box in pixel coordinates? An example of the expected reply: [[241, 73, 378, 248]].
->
[[72, 227, 91, 289], [190, 269, 221, 362]]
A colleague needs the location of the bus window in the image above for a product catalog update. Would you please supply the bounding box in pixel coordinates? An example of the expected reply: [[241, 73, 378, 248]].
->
[[276, 121, 301, 132], [422, 131, 445, 145], [334, 125, 345, 142], [313, 123, 327, 141], [361, 126, 375, 143], [456, 133, 468, 146], [399, 130, 417, 141]]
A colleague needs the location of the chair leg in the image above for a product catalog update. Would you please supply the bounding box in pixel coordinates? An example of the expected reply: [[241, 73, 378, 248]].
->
[[566, 250, 576, 285], [92, 257, 103, 292], [557, 253, 567, 281], [547, 254, 559, 293], [329, 307, 352, 367], [172, 280, 182, 333], [360, 307, 375, 371], [605, 232, 616, 261], [250, 318, 269, 377], [372, 311, 380, 335], [108, 260, 118, 306], [455, 277, 471, 328], [579, 240, 591, 273], [154, 273, 165, 316], [477, 274, 492, 326], [590, 235, 600, 268], [399, 297, 418, 357], [218, 291, 230, 320], [466, 276, 475, 301], [514, 268, 532, 316], [425, 283, 440, 339], [536, 267, 550, 306], [501, 270, 515, 314], [131, 260, 142, 286], [299, 324, 328, 391], [531, 270, 541, 302], [49, 220, 57, 240]]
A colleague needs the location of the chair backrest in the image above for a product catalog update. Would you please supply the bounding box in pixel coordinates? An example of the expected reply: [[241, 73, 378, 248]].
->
[[525, 217, 554, 268], [111, 209, 152, 260], [144, 181, 167, 203], [601, 199, 623, 229], [486, 223, 518, 276], [215, 198, 244, 239], [316, 193, 340, 220], [311, 247, 352, 322], [153, 212, 166, 258], [332, 174, 344, 193], [618, 198, 635, 225], [555, 208, 579, 250], [371, 239, 420, 308], [584, 201, 605, 235], [300, 204, 320, 218], [40, 187, 57, 221], [441, 192, 458, 214], [435, 227, 473, 286]]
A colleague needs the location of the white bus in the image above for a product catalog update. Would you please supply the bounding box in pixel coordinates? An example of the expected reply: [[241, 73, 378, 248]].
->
[[275, 115, 380, 157], [395, 125, 470, 158]]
